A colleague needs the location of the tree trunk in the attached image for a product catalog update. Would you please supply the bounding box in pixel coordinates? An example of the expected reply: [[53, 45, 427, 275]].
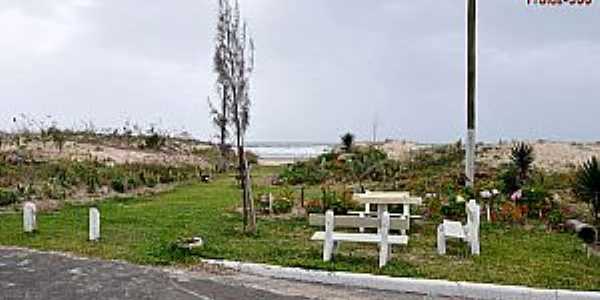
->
[[245, 159, 256, 233]]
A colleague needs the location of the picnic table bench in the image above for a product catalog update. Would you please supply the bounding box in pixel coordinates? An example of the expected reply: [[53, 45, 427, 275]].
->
[[309, 210, 409, 267]]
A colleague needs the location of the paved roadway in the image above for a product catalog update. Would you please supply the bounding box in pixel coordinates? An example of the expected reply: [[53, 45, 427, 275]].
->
[[0, 247, 456, 300]]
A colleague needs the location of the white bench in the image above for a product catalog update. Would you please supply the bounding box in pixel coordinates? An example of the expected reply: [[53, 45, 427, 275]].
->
[[309, 210, 408, 267], [437, 199, 480, 255]]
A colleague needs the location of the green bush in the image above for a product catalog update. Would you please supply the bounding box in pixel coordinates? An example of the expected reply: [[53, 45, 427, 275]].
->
[[273, 197, 293, 214], [280, 161, 328, 185], [440, 195, 467, 219], [111, 178, 126, 193], [573, 156, 600, 224], [498, 164, 520, 194], [0, 189, 18, 206], [320, 186, 358, 215]]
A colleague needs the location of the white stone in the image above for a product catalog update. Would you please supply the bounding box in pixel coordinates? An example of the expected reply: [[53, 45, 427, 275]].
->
[[89, 207, 100, 241], [23, 202, 37, 233], [479, 190, 492, 198]]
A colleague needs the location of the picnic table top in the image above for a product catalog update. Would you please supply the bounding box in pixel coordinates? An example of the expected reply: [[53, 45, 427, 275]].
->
[[353, 191, 422, 205]]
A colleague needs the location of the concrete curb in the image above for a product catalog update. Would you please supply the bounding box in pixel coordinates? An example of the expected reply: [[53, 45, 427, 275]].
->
[[201, 258, 600, 300]]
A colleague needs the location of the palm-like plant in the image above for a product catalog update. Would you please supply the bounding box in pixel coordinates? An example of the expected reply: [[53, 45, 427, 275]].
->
[[340, 132, 355, 153], [511, 142, 534, 183], [574, 156, 600, 224]]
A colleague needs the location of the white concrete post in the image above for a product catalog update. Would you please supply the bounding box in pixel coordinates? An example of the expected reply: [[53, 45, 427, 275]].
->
[[268, 193, 273, 215], [23, 202, 37, 233], [358, 211, 365, 233], [323, 210, 334, 262], [437, 223, 446, 255], [465, 129, 476, 187], [379, 211, 390, 268], [89, 207, 100, 241]]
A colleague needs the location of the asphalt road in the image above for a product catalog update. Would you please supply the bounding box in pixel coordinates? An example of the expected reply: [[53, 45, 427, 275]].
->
[[0, 247, 451, 300]]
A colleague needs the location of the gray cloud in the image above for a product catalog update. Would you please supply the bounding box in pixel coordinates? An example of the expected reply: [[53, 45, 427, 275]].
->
[[1, 0, 599, 143]]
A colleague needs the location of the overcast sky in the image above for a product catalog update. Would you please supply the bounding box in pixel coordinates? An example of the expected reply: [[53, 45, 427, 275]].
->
[[1, 1, 599, 143]]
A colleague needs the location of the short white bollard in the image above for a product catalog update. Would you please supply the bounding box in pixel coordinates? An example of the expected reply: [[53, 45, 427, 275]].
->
[[89, 207, 100, 241], [23, 202, 37, 233]]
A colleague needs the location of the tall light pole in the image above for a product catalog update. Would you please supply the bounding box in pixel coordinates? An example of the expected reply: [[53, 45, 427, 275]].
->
[[465, 0, 477, 188]]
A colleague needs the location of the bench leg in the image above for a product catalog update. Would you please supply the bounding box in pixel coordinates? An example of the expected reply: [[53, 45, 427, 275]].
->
[[437, 224, 446, 255], [323, 239, 334, 262], [358, 212, 365, 233]]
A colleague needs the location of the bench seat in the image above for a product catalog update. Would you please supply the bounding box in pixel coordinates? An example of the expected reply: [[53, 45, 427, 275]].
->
[[347, 211, 423, 219], [311, 232, 408, 244]]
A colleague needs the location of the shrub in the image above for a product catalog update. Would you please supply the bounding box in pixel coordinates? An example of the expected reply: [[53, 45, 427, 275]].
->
[[498, 201, 524, 224], [111, 178, 126, 193], [127, 177, 140, 190], [320, 186, 358, 214], [546, 207, 564, 229], [498, 164, 520, 194], [440, 195, 466, 219], [0, 189, 18, 206], [520, 179, 549, 218], [511, 142, 534, 183], [573, 156, 600, 224], [304, 199, 322, 214], [142, 127, 166, 150], [340, 132, 354, 152], [425, 197, 442, 223], [144, 175, 158, 188], [280, 162, 328, 185], [272, 197, 293, 214]]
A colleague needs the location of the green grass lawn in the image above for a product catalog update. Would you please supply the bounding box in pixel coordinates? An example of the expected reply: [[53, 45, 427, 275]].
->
[[1, 168, 599, 291]]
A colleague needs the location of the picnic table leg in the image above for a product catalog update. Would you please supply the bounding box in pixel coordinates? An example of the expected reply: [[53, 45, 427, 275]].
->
[[323, 210, 334, 262], [379, 211, 390, 267], [377, 204, 388, 234], [377, 204, 392, 258], [402, 204, 410, 235]]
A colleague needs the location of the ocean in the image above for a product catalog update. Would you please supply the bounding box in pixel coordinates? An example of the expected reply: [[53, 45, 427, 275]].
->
[[246, 142, 333, 161]]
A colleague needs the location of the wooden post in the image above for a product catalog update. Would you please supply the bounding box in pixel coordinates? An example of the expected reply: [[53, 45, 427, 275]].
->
[[300, 186, 305, 208], [89, 207, 100, 241], [323, 210, 334, 262], [379, 211, 390, 267], [23, 202, 37, 233]]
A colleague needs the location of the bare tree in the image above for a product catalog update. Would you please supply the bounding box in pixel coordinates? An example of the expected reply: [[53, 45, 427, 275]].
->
[[209, 0, 232, 172], [213, 0, 256, 233]]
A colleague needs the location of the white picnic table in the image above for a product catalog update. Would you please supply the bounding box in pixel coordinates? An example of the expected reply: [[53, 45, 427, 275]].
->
[[353, 191, 422, 235]]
